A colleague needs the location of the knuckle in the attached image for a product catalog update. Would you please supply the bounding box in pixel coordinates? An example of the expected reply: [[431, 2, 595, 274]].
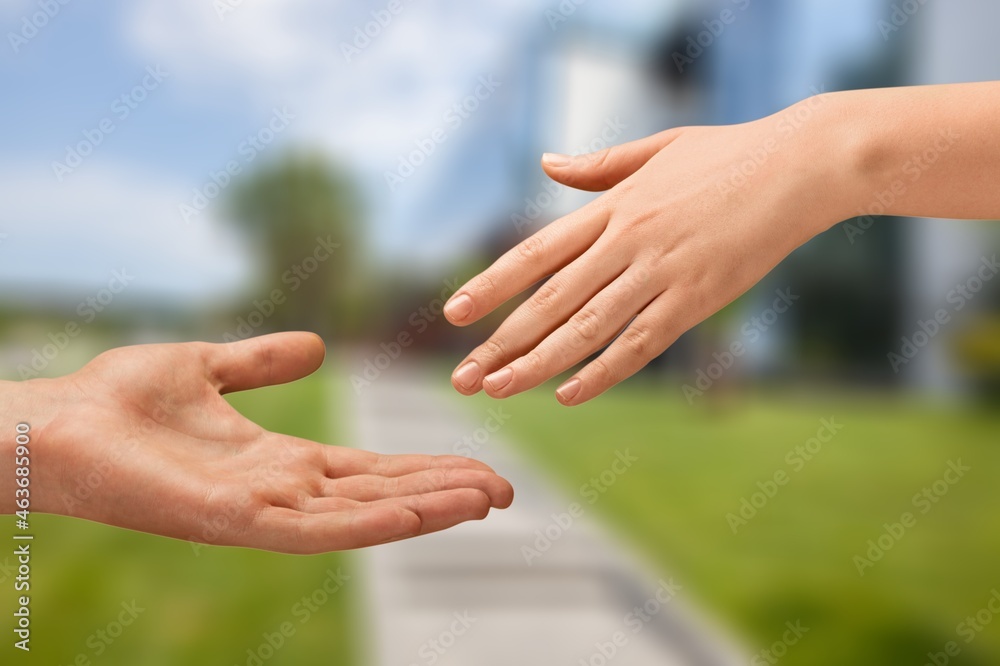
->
[[516, 234, 547, 262], [590, 148, 621, 189], [588, 146, 614, 170], [478, 337, 510, 362], [471, 272, 499, 301], [529, 281, 562, 316], [619, 324, 655, 359], [624, 263, 656, 291], [569, 308, 602, 345], [520, 349, 546, 373]]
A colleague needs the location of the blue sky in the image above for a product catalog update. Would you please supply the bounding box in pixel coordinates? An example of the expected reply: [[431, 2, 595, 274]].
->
[[0, 0, 678, 306]]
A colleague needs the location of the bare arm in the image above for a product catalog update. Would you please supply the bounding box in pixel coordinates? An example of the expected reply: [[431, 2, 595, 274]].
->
[[442, 82, 1000, 406], [837, 82, 1000, 220], [0, 333, 513, 554]]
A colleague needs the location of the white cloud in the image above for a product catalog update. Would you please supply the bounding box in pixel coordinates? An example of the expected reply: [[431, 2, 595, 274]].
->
[[124, 0, 320, 86], [0, 159, 252, 305], [118, 0, 545, 267], [122, 0, 538, 165]]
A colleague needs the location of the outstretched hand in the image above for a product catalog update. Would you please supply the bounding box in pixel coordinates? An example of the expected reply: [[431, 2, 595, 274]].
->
[[8, 332, 513, 554], [444, 97, 849, 405]]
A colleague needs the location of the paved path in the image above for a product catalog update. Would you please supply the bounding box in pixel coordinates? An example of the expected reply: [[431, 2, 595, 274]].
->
[[342, 361, 745, 666]]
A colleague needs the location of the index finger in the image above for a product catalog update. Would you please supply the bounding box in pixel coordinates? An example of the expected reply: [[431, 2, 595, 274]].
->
[[442, 200, 609, 326]]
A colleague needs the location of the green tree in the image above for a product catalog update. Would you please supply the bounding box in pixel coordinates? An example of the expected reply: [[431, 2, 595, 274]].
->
[[225, 151, 368, 339]]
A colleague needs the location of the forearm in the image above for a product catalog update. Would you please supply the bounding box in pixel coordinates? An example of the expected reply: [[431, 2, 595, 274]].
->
[[823, 82, 1000, 224]]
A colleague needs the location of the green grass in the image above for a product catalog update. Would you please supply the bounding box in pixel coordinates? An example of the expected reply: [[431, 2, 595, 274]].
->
[[4, 372, 359, 666], [467, 380, 1000, 665]]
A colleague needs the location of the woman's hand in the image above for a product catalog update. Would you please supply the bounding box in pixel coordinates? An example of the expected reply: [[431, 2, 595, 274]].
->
[[3, 332, 513, 554], [444, 93, 854, 405]]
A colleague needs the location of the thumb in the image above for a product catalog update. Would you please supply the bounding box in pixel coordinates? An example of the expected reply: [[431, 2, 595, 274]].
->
[[541, 127, 683, 192], [206, 331, 326, 394]]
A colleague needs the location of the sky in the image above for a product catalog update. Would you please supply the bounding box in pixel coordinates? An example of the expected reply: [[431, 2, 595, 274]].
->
[[0, 0, 676, 307]]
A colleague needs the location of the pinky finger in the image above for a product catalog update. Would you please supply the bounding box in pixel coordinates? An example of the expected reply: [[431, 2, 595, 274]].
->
[[555, 293, 679, 406]]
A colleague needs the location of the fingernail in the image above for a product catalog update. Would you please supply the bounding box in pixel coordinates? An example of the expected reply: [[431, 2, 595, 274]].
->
[[444, 293, 473, 321], [484, 367, 513, 392], [454, 362, 481, 390], [556, 378, 582, 404], [542, 152, 571, 168]]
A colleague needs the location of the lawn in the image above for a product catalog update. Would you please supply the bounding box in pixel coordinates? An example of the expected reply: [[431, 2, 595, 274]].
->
[[467, 380, 1000, 665], [5, 373, 359, 666]]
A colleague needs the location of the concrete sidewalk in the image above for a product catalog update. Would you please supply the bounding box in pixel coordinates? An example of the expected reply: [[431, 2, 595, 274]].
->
[[341, 361, 745, 666]]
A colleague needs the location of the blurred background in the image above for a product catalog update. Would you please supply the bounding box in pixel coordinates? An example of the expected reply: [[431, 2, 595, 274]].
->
[[3, 0, 1000, 664]]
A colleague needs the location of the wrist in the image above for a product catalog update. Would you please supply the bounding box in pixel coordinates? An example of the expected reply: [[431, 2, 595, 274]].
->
[[775, 89, 877, 235], [0, 378, 68, 515]]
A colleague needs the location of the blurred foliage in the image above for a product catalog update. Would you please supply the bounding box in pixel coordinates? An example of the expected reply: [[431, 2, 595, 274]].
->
[[225, 151, 372, 339], [3, 372, 360, 666], [955, 315, 1000, 401], [477, 381, 1000, 666]]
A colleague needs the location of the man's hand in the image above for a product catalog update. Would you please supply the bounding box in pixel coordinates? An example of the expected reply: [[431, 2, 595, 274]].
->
[[5, 332, 513, 554]]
